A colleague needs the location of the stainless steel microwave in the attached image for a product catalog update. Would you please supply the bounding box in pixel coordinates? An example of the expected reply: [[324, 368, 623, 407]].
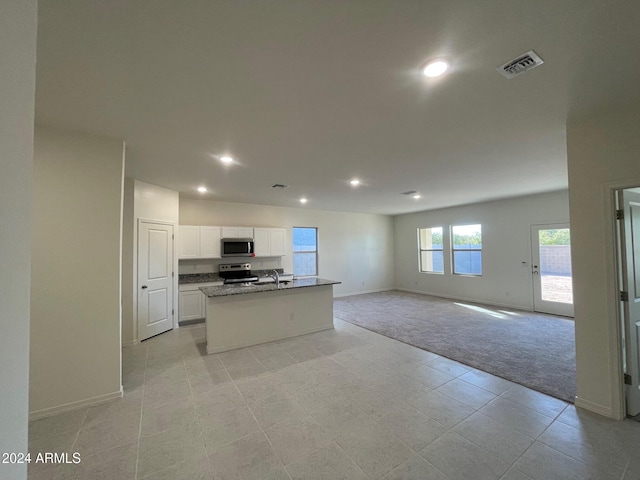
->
[[221, 238, 255, 257]]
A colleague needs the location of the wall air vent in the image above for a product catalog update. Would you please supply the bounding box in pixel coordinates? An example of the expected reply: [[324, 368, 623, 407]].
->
[[497, 50, 544, 79], [271, 184, 289, 189], [401, 190, 417, 196]]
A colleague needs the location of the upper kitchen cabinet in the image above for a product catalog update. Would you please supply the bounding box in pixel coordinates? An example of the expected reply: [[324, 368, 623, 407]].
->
[[221, 226, 253, 238], [178, 225, 200, 258], [254, 228, 287, 257], [178, 225, 222, 259], [199, 226, 222, 258]]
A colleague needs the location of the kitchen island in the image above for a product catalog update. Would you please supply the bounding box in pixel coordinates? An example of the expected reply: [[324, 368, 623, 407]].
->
[[200, 278, 341, 354]]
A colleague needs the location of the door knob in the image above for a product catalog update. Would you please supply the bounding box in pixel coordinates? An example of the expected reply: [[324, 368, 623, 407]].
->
[[141, 285, 148, 289]]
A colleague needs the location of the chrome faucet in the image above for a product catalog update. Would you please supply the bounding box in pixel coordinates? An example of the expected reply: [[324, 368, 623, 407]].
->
[[268, 270, 280, 287]]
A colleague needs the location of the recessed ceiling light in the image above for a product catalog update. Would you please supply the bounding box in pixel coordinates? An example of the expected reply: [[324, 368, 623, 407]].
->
[[197, 186, 207, 193], [299, 198, 308, 204], [350, 179, 360, 186], [220, 155, 234, 164], [413, 194, 421, 199], [422, 58, 449, 77]]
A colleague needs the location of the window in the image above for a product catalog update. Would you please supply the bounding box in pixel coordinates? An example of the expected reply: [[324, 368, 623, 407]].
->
[[418, 227, 444, 273], [292, 227, 317, 276], [452, 224, 482, 275]]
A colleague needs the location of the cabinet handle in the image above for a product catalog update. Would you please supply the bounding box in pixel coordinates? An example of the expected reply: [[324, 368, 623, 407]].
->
[[141, 285, 148, 289]]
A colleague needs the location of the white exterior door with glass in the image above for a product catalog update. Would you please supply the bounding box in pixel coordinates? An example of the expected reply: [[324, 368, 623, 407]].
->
[[531, 224, 574, 317]]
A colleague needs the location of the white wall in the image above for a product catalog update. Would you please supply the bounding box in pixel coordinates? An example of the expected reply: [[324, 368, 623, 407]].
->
[[179, 198, 395, 297], [30, 126, 125, 417], [393, 191, 570, 310], [567, 108, 640, 419], [0, 1, 37, 478], [123, 180, 179, 344]]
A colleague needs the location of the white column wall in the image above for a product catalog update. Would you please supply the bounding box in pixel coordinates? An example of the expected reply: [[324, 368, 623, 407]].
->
[[567, 109, 640, 418], [30, 126, 125, 417], [0, 1, 37, 478]]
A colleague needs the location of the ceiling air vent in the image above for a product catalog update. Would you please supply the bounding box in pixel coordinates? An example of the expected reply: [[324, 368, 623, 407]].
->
[[497, 50, 544, 79], [271, 184, 289, 189], [401, 190, 417, 196]]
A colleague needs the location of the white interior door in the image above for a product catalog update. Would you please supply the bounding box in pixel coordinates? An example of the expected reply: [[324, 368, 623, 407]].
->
[[531, 224, 574, 317], [618, 189, 640, 416], [138, 221, 174, 341]]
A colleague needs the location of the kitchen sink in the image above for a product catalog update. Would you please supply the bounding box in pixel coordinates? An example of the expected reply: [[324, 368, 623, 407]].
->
[[254, 274, 294, 284]]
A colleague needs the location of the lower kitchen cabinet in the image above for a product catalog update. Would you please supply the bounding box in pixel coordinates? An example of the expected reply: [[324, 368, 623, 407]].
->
[[179, 282, 222, 323]]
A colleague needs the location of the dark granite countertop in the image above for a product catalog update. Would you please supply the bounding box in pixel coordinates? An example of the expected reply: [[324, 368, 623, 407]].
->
[[199, 277, 340, 297]]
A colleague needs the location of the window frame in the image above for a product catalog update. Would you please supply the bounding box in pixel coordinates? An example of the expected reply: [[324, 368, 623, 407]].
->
[[292, 226, 318, 277], [451, 223, 483, 277], [417, 226, 444, 274]]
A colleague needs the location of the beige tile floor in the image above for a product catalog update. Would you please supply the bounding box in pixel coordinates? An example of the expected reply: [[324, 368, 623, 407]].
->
[[28, 319, 640, 480]]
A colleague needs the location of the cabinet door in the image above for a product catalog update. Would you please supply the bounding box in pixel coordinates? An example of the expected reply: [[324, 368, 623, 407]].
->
[[179, 225, 200, 258], [222, 226, 254, 238], [200, 226, 221, 258], [269, 228, 286, 256], [179, 290, 204, 321], [238, 227, 254, 238], [221, 226, 238, 238], [253, 228, 270, 257]]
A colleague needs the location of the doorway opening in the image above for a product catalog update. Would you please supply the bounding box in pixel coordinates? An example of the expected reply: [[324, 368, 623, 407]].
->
[[615, 187, 640, 418]]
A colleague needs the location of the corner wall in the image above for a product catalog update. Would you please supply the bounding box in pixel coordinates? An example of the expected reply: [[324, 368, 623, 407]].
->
[[567, 108, 640, 418], [30, 126, 125, 417], [179, 198, 395, 297], [0, 1, 37, 478], [393, 191, 570, 310]]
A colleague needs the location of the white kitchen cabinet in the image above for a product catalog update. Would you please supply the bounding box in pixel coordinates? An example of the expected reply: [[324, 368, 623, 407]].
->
[[269, 228, 286, 256], [253, 227, 287, 257], [178, 225, 200, 258], [179, 289, 204, 321], [221, 226, 254, 238], [253, 228, 271, 257], [178, 225, 222, 259], [179, 282, 222, 323], [200, 226, 221, 258]]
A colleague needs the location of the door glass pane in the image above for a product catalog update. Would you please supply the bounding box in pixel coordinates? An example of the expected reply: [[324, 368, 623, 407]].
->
[[538, 228, 573, 304]]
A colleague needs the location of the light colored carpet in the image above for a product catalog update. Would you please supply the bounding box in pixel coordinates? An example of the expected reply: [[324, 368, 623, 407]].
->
[[334, 290, 576, 402]]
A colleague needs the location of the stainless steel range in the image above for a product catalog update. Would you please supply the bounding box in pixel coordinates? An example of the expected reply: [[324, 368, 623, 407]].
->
[[219, 263, 259, 286]]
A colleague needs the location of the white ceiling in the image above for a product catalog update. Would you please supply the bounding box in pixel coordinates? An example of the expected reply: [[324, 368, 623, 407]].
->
[[35, 0, 640, 215]]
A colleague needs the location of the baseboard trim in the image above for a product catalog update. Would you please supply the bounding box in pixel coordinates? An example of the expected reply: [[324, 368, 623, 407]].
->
[[574, 396, 614, 419], [29, 388, 123, 421], [122, 339, 138, 347], [333, 288, 394, 299], [394, 288, 532, 312], [206, 325, 335, 354], [178, 318, 205, 326]]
